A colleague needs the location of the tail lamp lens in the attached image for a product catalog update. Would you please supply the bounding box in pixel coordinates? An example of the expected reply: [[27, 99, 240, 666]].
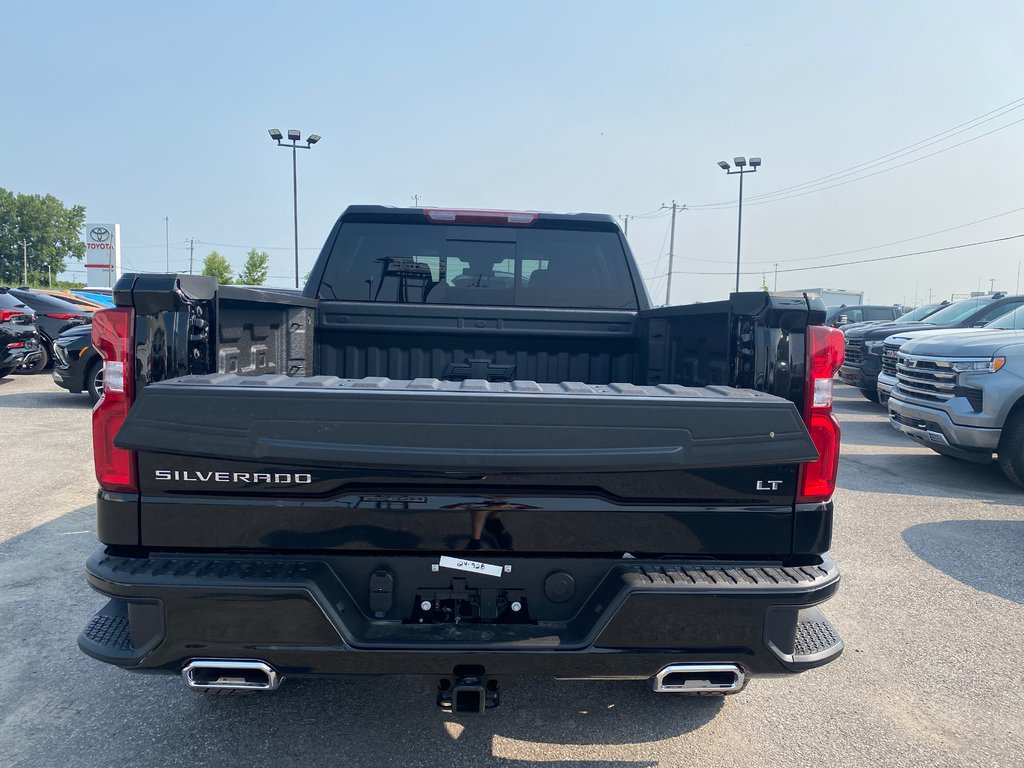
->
[[91, 307, 137, 493], [797, 325, 845, 504]]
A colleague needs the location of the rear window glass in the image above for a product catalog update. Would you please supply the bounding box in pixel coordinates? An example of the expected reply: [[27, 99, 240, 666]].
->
[[0, 292, 30, 309], [316, 223, 638, 309]]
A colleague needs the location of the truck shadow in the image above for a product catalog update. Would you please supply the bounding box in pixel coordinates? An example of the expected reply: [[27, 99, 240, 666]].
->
[[837, 450, 1021, 503], [0, 505, 720, 768], [902, 520, 1024, 605], [0, 387, 92, 409]]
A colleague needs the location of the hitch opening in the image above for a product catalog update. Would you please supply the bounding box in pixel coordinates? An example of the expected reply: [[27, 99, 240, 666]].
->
[[437, 668, 501, 714]]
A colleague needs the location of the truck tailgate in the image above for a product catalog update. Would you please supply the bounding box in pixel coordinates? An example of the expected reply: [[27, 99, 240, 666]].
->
[[114, 375, 818, 555], [117, 374, 816, 472]]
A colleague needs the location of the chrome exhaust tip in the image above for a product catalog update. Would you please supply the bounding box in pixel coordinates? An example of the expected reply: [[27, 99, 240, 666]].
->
[[182, 660, 281, 692], [652, 663, 745, 694]]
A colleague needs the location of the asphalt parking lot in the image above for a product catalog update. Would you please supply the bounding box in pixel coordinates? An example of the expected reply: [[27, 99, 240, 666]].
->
[[1, 374, 1022, 768]]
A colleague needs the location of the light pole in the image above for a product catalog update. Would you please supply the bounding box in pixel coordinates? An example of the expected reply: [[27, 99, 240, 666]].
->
[[268, 128, 321, 288], [717, 156, 761, 292]]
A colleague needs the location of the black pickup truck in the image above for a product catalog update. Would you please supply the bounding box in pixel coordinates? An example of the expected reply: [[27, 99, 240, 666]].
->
[[79, 206, 845, 713]]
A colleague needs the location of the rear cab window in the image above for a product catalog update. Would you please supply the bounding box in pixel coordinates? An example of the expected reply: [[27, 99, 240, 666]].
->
[[863, 307, 895, 321], [315, 222, 639, 309]]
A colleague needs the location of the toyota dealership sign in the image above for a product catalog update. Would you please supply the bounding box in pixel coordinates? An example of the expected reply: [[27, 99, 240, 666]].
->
[[83, 223, 121, 287]]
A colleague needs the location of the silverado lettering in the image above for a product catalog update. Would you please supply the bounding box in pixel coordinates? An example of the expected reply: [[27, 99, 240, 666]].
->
[[153, 470, 313, 483]]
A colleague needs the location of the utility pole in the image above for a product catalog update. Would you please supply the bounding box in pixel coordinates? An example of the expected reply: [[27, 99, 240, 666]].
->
[[46, 264, 52, 287], [990, 278, 996, 293], [619, 215, 632, 236], [164, 216, 170, 272], [928, 288, 933, 303], [20, 240, 29, 284], [411, 194, 421, 207], [661, 201, 681, 306], [188, 238, 195, 275], [773, 262, 778, 292]]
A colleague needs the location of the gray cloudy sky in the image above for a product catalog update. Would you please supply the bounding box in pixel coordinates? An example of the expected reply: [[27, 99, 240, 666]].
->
[[4, 1, 1023, 305]]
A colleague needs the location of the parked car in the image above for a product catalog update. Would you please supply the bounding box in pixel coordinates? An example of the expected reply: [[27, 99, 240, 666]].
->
[[51, 323, 102, 402], [839, 293, 1024, 402], [887, 309, 1024, 486], [0, 291, 43, 377], [71, 290, 116, 307], [78, 206, 846, 708], [36, 289, 108, 312], [835, 302, 948, 336], [825, 304, 900, 328], [4, 287, 92, 373], [876, 305, 1024, 404]]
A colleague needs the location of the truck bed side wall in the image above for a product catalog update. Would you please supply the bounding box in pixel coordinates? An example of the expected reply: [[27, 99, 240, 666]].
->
[[115, 275, 316, 390], [641, 293, 824, 407]]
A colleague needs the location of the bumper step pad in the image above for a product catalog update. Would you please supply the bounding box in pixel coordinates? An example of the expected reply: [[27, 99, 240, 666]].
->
[[795, 615, 842, 658], [78, 598, 164, 666], [82, 609, 133, 655]]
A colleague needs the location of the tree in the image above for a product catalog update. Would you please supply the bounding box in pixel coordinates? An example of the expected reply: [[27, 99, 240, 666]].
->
[[0, 187, 86, 285], [237, 248, 270, 285], [201, 251, 234, 284]]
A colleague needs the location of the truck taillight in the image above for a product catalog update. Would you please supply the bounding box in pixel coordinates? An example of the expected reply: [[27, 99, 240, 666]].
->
[[92, 307, 137, 493], [797, 325, 845, 504]]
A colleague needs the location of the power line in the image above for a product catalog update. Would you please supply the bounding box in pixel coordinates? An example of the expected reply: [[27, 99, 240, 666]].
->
[[691, 116, 1024, 210], [641, 215, 675, 300], [681, 204, 1024, 265], [662, 233, 1024, 276], [689, 95, 1024, 209], [197, 240, 319, 251]]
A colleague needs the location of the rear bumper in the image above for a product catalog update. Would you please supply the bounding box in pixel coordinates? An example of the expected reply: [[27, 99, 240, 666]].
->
[[888, 396, 1000, 455], [2, 344, 41, 369], [79, 548, 842, 681]]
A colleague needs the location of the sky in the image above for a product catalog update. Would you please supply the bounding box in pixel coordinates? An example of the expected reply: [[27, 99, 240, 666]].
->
[[3, 1, 1024, 306]]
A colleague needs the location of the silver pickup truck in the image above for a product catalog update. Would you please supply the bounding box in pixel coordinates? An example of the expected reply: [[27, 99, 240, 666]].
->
[[887, 310, 1024, 487], [876, 305, 1024, 405]]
